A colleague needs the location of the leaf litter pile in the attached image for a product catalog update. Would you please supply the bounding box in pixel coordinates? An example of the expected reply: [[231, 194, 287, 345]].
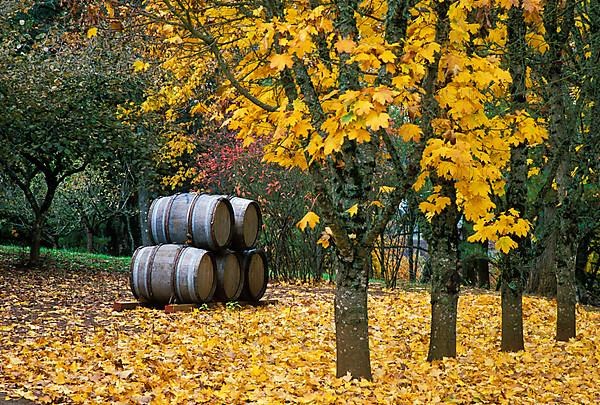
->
[[0, 257, 599, 404]]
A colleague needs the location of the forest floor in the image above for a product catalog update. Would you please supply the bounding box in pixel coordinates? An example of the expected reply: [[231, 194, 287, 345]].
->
[[0, 247, 599, 404]]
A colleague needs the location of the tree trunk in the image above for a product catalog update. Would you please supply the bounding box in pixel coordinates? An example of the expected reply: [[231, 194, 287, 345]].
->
[[86, 227, 94, 253], [407, 222, 415, 282], [428, 283, 458, 361], [538, 229, 558, 296], [29, 217, 43, 265], [335, 256, 371, 379], [528, 206, 558, 296], [125, 214, 135, 254], [476, 256, 490, 289], [499, 3, 528, 353], [427, 186, 460, 361], [501, 279, 524, 351], [555, 160, 577, 341], [106, 218, 120, 256], [415, 229, 421, 280], [461, 258, 478, 286], [541, 0, 577, 342], [499, 143, 527, 353], [555, 240, 576, 341]]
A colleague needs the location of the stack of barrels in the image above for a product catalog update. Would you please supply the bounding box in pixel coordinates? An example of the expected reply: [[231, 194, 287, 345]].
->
[[129, 193, 268, 306]]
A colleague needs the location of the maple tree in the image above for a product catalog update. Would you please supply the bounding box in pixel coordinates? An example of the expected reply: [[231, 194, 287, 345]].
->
[[131, 0, 563, 374]]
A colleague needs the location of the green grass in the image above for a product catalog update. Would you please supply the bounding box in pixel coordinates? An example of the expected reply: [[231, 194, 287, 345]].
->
[[0, 244, 131, 273]]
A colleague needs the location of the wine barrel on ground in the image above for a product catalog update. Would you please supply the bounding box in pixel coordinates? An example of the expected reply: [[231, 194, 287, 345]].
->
[[130, 244, 216, 305], [214, 252, 245, 301], [237, 250, 268, 302], [148, 193, 234, 251], [225, 197, 262, 250]]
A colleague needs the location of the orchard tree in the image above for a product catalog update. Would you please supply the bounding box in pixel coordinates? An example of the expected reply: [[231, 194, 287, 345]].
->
[[0, 1, 148, 264], [136, 0, 545, 377]]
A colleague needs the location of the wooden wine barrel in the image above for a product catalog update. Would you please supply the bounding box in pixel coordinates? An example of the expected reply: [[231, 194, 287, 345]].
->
[[148, 193, 234, 250], [214, 252, 245, 301], [238, 250, 268, 302], [130, 245, 216, 305], [225, 196, 262, 250]]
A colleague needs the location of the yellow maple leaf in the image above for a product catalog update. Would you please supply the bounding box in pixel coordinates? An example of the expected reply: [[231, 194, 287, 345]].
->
[[346, 203, 358, 217], [399, 123, 422, 142], [270, 53, 294, 71], [496, 236, 518, 254], [335, 38, 356, 53], [512, 219, 531, 237], [348, 128, 371, 143], [413, 171, 429, 191], [291, 37, 314, 58], [378, 50, 396, 63], [306, 134, 323, 156], [353, 100, 374, 116], [469, 181, 488, 197], [372, 87, 394, 105], [54, 372, 67, 385], [132, 60, 150, 72], [323, 131, 344, 155], [296, 211, 320, 231], [87, 27, 98, 38], [365, 112, 390, 131]]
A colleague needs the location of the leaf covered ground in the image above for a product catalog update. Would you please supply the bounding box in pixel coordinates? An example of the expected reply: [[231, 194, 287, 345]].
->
[[0, 251, 599, 404]]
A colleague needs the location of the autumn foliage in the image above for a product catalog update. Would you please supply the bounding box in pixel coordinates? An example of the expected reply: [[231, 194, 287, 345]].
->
[[135, 0, 553, 251]]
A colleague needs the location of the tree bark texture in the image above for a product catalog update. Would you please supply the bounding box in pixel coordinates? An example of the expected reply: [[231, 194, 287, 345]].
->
[[555, 239, 576, 341], [500, 279, 525, 351], [86, 228, 95, 253], [335, 256, 372, 379], [528, 207, 558, 296]]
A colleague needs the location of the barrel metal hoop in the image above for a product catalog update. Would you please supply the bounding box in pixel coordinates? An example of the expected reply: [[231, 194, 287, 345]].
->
[[210, 198, 217, 248], [171, 245, 187, 303], [145, 244, 162, 300], [163, 194, 179, 242], [187, 193, 202, 245]]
